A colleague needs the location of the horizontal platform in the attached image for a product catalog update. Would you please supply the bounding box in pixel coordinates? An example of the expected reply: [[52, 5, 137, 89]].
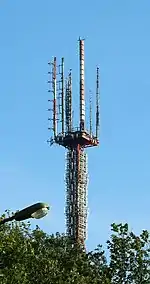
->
[[54, 130, 99, 148]]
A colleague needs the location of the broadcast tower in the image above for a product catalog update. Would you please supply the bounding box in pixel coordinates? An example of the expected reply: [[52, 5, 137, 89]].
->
[[47, 38, 100, 246]]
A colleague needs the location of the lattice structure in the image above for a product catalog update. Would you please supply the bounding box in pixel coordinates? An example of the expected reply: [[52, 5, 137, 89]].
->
[[65, 146, 88, 244], [77, 147, 88, 242], [47, 38, 100, 246]]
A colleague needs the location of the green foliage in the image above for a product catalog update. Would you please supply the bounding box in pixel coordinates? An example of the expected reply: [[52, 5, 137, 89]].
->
[[0, 216, 149, 283], [107, 223, 150, 283]]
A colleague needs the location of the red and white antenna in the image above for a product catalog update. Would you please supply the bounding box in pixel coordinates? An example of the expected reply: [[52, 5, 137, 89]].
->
[[79, 38, 85, 131]]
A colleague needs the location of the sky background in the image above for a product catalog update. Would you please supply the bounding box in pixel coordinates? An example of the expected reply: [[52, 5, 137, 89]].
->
[[0, 1, 150, 252]]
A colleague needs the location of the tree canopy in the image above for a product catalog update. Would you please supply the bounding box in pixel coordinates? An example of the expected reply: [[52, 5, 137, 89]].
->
[[0, 213, 149, 283]]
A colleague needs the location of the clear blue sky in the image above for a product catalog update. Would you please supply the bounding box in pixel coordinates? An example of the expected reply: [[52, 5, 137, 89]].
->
[[0, 1, 150, 251]]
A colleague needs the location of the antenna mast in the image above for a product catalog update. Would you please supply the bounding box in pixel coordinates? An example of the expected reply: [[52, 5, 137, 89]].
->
[[61, 57, 65, 134], [79, 39, 85, 131], [89, 91, 92, 136], [96, 67, 100, 139], [53, 57, 57, 137], [65, 70, 72, 133]]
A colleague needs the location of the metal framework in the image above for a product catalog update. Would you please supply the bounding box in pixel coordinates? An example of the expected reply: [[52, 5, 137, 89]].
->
[[47, 38, 100, 246]]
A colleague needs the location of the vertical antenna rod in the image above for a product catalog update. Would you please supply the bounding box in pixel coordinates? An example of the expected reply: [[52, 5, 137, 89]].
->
[[61, 57, 65, 134], [65, 70, 72, 133], [68, 70, 72, 132], [89, 91, 92, 136], [65, 78, 68, 132], [53, 57, 57, 137], [79, 39, 85, 131], [96, 67, 100, 139]]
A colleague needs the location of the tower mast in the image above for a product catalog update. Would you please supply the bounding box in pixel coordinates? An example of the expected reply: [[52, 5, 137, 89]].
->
[[47, 38, 100, 246]]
